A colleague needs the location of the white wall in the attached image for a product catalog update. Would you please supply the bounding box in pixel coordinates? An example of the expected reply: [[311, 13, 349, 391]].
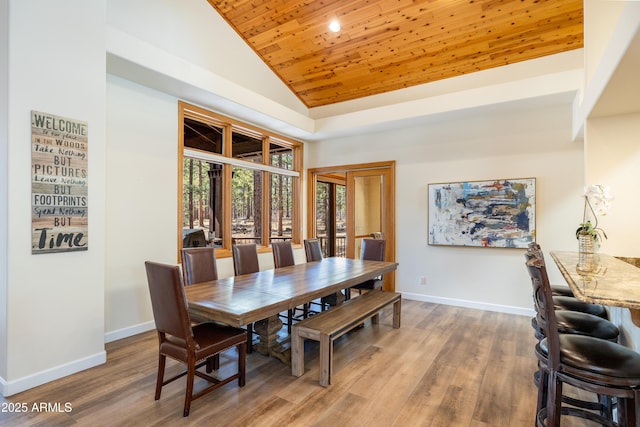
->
[[106, 0, 306, 116], [104, 76, 177, 339], [585, 113, 640, 257], [308, 102, 584, 314], [2, 0, 107, 395], [581, 1, 640, 351], [583, 0, 627, 85], [0, 0, 9, 382], [586, 114, 640, 351], [104, 77, 302, 338]]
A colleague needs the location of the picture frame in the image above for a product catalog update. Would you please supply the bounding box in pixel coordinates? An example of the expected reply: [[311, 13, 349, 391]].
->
[[428, 178, 535, 248]]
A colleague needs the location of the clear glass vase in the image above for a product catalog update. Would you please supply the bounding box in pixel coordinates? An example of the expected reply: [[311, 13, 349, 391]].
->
[[578, 234, 596, 254], [577, 234, 597, 272]]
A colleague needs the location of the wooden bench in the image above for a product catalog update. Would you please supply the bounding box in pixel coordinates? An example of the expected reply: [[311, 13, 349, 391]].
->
[[291, 290, 401, 387]]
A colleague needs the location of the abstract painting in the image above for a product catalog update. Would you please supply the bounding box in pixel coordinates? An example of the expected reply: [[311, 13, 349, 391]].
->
[[428, 178, 535, 248]]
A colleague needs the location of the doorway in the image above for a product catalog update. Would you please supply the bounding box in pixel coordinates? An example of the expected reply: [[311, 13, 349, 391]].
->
[[307, 161, 395, 291]]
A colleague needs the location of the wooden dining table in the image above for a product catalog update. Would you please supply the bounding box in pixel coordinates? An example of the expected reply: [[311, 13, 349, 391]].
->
[[184, 256, 399, 363]]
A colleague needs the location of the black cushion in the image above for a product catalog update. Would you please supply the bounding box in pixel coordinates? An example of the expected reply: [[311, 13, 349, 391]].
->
[[553, 296, 608, 319], [531, 311, 619, 341], [550, 285, 574, 297], [539, 335, 640, 379], [555, 310, 619, 341]]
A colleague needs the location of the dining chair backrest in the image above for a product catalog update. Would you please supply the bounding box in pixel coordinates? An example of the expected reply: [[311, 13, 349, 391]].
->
[[304, 239, 323, 262], [361, 238, 386, 262], [145, 261, 194, 343], [370, 231, 385, 240], [525, 253, 561, 369], [183, 229, 207, 248], [232, 243, 260, 276], [272, 240, 295, 268], [180, 247, 218, 286]]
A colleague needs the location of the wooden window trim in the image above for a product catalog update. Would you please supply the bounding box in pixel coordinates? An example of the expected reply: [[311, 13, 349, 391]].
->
[[178, 101, 303, 261]]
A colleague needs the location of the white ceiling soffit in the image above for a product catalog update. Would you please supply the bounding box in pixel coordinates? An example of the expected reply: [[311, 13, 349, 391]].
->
[[106, 27, 583, 142]]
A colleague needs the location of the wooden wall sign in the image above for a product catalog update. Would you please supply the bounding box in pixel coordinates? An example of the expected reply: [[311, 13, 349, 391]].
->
[[31, 111, 88, 254]]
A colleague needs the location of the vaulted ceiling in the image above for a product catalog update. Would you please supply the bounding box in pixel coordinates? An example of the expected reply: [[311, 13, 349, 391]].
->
[[207, 0, 583, 109]]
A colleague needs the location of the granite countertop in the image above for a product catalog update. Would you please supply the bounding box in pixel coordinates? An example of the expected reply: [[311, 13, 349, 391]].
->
[[550, 251, 640, 310]]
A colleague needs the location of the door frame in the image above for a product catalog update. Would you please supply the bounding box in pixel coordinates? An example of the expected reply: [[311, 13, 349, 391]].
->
[[307, 161, 396, 291]]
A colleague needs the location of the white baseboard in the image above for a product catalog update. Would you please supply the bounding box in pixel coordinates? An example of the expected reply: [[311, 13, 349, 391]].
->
[[1, 351, 106, 397], [401, 292, 535, 317], [1, 322, 155, 397], [104, 320, 155, 343]]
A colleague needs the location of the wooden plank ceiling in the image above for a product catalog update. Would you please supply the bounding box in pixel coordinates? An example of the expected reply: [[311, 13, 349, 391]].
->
[[208, 0, 583, 108]]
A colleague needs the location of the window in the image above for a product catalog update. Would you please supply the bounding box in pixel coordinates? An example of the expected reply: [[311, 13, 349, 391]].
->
[[179, 102, 302, 256]]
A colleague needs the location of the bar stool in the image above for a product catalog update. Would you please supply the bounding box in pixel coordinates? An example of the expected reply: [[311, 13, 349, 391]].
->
[[525, 254, 640, 426], [528, 243, 576, 297], [526, 244, 620, 418], [528, 243, 608, 319]]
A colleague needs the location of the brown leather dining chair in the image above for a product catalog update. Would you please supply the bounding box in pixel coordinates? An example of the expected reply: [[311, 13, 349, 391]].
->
[[272, 240, 307, 331], [304, 238, 337, 311], [525, 254, 640, 426], [346, 238, 386, 299], [304, 238, 323, 263], [231, 243, 261, 350], [272, 240, 296, 267], [232, 243, 260, 276], [144, 261, 247, 417], [180, 247, 218, 325], [181, 246, 218, 286]]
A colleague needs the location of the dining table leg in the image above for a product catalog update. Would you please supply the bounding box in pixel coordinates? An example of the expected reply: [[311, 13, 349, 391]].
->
[[253, 314, 291, 365]]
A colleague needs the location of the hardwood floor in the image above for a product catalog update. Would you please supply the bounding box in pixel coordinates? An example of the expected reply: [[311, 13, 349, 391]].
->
[[0, 300, 601, 426]]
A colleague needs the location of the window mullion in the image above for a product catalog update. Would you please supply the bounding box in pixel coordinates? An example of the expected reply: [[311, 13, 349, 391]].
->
[[222, 124, 232, 251], [262, 137, 270, 247]]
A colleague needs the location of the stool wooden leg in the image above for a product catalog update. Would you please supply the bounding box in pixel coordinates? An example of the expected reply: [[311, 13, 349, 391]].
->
[[547, 372, 562, 427], [535, 368, 547, 418]]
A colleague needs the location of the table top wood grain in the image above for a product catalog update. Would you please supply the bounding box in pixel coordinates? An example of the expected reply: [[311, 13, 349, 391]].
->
[[185, 257, 399, 327]]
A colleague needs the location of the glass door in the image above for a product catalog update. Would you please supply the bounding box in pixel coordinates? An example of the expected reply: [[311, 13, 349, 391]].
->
[[346, 168, 391, 257], [308, 162, 395, 291]]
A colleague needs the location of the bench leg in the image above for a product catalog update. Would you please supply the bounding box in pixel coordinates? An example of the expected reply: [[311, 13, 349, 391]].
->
[[319, 334, 332, 387], [291, 329, 305, 377], [393, 299, 401, 328]]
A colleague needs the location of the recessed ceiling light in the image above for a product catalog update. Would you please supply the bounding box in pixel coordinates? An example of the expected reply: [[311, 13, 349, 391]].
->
[[329, 19, 341, 33]]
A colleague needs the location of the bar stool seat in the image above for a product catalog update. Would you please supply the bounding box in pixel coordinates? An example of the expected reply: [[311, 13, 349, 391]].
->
[[531, 310, 619, 342], [551, 285, 574, 297], [553, 295, 609, 319], [537, 335, 640, 379]]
